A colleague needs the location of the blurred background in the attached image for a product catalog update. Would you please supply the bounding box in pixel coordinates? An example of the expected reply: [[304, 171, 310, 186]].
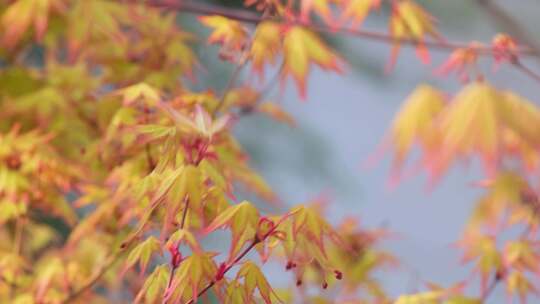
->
[[177, 0, 540, 302]]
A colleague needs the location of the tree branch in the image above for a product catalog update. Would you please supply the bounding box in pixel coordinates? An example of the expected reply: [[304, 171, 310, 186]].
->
[[480, 271, 502, 302], [132, 0, 537, 57], [475, 0, 540, 58], [212, 61, 246, 118]]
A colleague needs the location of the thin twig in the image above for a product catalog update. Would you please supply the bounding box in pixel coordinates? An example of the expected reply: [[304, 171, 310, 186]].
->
[[238, 62, 285, 117], [134, 0, 537, 57], [179, 197, 190, 229], [475, 0, 540, 58], [145, 143, 156, 171], [480, 272, 502, 302], [513, 60, 540, 83], [212, 61, 247, 118]]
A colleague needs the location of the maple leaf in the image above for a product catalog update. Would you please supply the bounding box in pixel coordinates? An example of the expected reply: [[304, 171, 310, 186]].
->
[[1, 0, 66, 48], [250, 22, 282, 78], [134, 264, 170, 304], [277, 205, 344, 275], [161, 103, 230, 139], [502, 91, 540, 146], [388, 0, 440, 70], [439, 82, 505, 177], [282, 26, 343, 98], [115, 82, 161, 106], [199, 15, 249, 51], [506, 271, 538, 303], [204, 200, 260, 260], [125, 236, 162, 275], [65, 0, 127, 59], [236, 262, 278, 303], [257, 102, 296, 127], [382, 84, 446, 184], [340, 0, 381, 27], [436, 44, 479, 81], [457, 233, 502, 292], [504, 240, 540, 275], [466, 171, 540, 233], [166, 229, 201, 253], [165, 253, 217, 303], [224, 280, 247, 303]]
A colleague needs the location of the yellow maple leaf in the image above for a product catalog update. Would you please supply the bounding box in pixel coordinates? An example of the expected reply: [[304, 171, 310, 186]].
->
[[1, 0, 65, 48], [199, 15, 248, 51], [204, 200, 260, 260], [282, 26, 343, 98], [301, 0, 334, 25], [457, 233, 502, 292], [502, 91, 540, 146], [115, 82, 160, 106], [388, 0, 439, 70], [250, 21, 282, 78], [506, 271, 537, 303], [387, 84, 445, 176], [165, 253, 217, 303], [340, 0, 381, 27], [236, 261, 278, 304], [439, 82, 505, 176]]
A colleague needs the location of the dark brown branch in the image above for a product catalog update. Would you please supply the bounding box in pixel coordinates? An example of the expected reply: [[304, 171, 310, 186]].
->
[[133, 0, 537, 57]]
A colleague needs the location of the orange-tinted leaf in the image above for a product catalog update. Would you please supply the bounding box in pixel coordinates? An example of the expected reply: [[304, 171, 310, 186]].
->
[[257, 102, 296, 127], [166, 253, 217, 303], [134, 264, 170, 304], [199, 15, 248, 51], [1, 0, 65, 48], [250, 22, 282, 78], [126, 236, 162, 275], [439, 82, 505, 176], [237, 261, 277, 303], [116, 82, 160, 106], [282, 26, 343, 98], [204, 200, 259, 259], [506, 271, 538, 303], [388, 0, 439, 70], [340, 0, 381, 27], [387, 84, 445, 171]]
